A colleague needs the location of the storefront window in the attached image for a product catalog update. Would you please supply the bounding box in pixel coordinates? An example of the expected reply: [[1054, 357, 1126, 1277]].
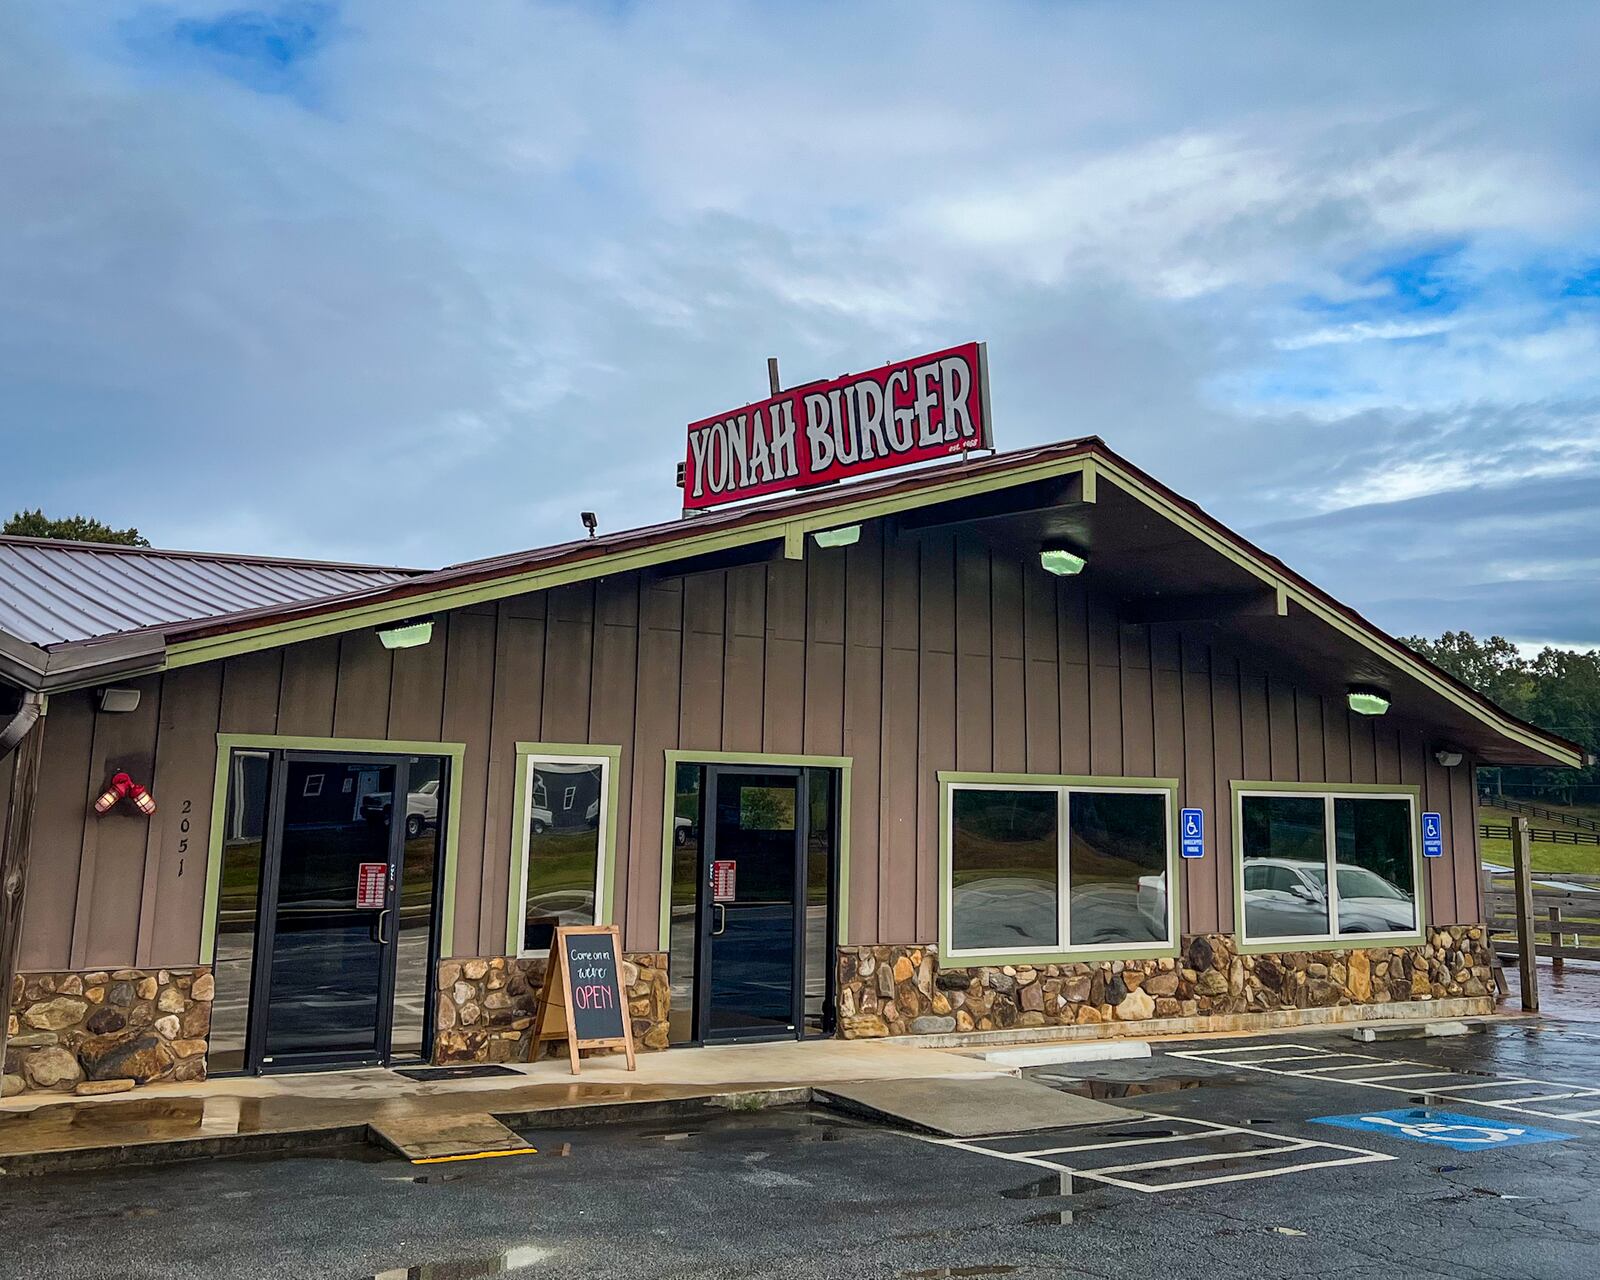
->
[[945, 778, 1174, 959], [1069, 791, 1168, 946], [516, 756, 608, 955], [951, 787, 1059, 952], [1239, 790, 1418, 943]]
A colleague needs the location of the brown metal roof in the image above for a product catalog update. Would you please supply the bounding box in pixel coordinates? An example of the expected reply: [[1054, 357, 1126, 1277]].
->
[[0, 535, 420, 647]]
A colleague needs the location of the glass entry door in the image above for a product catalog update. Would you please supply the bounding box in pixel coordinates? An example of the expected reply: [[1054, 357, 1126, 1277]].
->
[[245, 752, 439, 1072], [696, 768, 808, 1042]]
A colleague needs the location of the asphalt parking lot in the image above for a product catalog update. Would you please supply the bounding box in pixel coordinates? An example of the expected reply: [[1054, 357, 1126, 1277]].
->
[[4, 1021, 1599, 1279]]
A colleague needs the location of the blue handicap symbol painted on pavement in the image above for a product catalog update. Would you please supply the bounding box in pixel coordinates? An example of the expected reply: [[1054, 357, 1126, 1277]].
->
[[1180, 808, 1204, 859], [1311, 1108, 1572, 1152], [1422, 812, 1444, 858]]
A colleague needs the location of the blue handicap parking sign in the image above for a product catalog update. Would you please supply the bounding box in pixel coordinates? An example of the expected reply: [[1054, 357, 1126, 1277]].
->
[[1312, 1108, 1572, 1152], [1180, 808, 1204, 859], [1422, 812, 1444, 858]]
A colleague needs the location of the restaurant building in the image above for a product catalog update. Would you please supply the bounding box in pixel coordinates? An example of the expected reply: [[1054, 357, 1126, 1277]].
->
[[0, 419, 1584, 1095]]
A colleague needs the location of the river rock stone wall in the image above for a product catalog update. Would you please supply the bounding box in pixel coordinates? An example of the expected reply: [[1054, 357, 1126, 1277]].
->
[[836, 928, 1494, 1038], [434, 952, 670, 1064], [5, 967, 213, 1096]]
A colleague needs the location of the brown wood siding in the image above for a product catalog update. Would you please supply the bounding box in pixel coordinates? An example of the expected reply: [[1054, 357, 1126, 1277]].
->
[[16, 530, 1493, 967]]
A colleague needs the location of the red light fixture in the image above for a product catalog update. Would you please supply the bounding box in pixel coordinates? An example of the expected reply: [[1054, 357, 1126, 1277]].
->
[[126, 781, 157, 816], [92, 772, 156, 817], [94, 773, 132, 814]]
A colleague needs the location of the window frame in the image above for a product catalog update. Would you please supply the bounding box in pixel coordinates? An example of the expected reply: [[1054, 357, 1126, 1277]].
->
[[507, 742, 623, 959], [938, 772, 1181, 966], [1231, 781, 1426, 953]]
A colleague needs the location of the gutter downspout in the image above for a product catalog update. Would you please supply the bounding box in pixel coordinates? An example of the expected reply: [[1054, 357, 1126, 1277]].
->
[[0, 692, 48, 1090]]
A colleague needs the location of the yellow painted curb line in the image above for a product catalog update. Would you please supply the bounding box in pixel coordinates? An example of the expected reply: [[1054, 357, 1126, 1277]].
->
[[410, 1147, 539, 1165]]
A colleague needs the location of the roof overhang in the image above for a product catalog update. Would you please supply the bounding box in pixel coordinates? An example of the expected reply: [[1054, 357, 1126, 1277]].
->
[[0, 628, 166, 695], [13, 439, 1585, 769]]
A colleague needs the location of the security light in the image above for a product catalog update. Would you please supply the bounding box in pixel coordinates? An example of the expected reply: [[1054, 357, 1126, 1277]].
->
[[1434, 748, 1464, 768], [1039, 546, 1087, 576], [97, 687, 141, 714], [377, 619, 435, 650], [812, 525, 861, 549], [580, 511, 598, 538], [1347, 685, 1390, 716]]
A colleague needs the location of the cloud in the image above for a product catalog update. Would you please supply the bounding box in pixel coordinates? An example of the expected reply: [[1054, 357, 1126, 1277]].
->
[[0, 0, 1597, 644]]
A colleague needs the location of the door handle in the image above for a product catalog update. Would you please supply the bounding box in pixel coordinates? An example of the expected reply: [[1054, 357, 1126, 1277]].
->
[[712, 902, 727, 937], [375, 908, 391, 946]]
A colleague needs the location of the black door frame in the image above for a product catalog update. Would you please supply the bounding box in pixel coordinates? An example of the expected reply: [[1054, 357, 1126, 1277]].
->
[[693, 765, 839, 1045], [241, 749, 447, 1074]]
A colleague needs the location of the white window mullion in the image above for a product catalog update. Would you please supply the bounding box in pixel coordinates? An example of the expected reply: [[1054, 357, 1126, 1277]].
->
[[1324, 794, 1339, 938], [1058, 786, 1072, 950]]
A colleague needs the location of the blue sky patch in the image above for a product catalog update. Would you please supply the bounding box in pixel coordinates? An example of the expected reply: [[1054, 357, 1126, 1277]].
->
[[127, 3, 334, 94]]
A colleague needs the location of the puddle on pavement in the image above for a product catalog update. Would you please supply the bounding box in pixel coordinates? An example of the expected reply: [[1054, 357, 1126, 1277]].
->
[[372, 1243, 548, 1279], [900, 1268, 1018, 1279]]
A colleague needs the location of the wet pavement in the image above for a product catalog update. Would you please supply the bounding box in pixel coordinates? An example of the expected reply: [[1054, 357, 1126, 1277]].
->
[[1504, 959, 1600, 1021], [0, 1038, 1011, 1169], [3, 1018, 1600, 1277]]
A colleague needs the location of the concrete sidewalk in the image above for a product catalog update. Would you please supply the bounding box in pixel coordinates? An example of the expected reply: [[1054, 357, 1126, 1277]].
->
[[0, 1039, 1016, 1174]]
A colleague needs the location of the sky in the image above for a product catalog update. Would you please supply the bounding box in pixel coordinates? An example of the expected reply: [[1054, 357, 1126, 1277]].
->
[[3, 2, 1598, 647]]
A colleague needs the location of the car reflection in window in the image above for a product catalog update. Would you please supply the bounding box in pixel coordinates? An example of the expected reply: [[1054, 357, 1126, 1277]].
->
[[1244, 858, 1414, 936]]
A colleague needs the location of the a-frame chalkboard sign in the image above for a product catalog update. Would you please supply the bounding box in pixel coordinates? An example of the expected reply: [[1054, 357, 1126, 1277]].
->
[[531, 924, 637, 1075]]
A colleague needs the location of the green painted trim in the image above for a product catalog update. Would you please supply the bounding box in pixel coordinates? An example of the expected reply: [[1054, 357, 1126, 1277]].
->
[[505, 742, 623, 956], [657, 750, 854, 951], [939, 771, 1180, 790], [163, 457, 1095, 671], [1092, 458, 1583, 768], [1229, 779, 1422, 797], [937, 773, 1183, 967], [1228, 780, 1428, 956], [202, 733, 467, 964]]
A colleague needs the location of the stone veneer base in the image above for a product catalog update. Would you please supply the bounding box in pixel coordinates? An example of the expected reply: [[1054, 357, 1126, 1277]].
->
[[6, 968, 214, 1097], [836, 928, 1496, 1040], [880, 995, 1498, 1050], [434, 952, 670, 1065]]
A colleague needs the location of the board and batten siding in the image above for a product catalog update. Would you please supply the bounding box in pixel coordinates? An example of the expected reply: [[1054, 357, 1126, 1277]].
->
[[9, 524, 1482, 970]]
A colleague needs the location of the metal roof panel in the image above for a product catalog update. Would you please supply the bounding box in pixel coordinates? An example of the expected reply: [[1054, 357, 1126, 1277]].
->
[[0, 536, 419, 647]]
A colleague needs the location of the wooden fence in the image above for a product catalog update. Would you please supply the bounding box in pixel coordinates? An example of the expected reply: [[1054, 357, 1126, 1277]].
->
[[1484, 870, 1600, 966], [1485, 796, 1600, 834], [1480, 822, 1600, 847]]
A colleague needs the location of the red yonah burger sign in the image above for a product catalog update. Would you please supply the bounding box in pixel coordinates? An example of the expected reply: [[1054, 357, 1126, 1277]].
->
[[680, 341, 991, 511]]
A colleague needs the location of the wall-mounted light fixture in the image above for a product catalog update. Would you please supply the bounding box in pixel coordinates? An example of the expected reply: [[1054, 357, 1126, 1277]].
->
[[812, 525, 861, 549], [97, 687, 141, 714], [93, 771, 157, 817], [377, 619, 435, 650], [1347, 685, 1391, 716], [1434, 747, 1464, 768], [1039, 545, 1088, 576]]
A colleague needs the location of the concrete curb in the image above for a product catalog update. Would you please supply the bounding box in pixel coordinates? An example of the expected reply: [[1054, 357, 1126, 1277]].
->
[[0, 1088, 818, 1178]]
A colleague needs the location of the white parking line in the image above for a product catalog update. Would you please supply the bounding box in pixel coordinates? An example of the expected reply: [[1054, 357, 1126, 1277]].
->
[[1168, 1043, 1600, 1126], [920, 1112, 1392, 1195], [1091, 1152, 1389, 1193]]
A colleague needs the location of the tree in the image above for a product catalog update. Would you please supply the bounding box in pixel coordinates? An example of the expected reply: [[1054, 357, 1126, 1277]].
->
[[3, 509, 150, 547], [1404, 631, 1599, 795], [1400, 630, 1532, 716]]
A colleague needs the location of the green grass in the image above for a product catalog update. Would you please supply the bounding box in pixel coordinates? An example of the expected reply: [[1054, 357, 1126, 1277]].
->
[[1478, 832, 1600, 875]]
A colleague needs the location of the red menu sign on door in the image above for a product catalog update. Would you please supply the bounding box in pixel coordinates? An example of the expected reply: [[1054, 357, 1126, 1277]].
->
[[356, 862, 387, 910], [710, 860, 737, 903]]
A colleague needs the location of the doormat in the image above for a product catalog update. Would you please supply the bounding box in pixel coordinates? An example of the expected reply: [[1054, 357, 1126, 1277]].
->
[[393, 1065, 523, 1082]]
